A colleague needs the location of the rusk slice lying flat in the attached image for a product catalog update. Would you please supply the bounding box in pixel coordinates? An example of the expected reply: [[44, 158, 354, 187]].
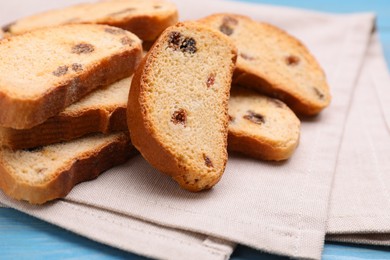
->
[[200, 14, 331, 116], [228, 87, 300, 161], [0, 24, 142, 129], [2, 0, 178, 42], [0, 132, 136, 204], [128, 22, 237, 191], [0, 77, 132, 150]]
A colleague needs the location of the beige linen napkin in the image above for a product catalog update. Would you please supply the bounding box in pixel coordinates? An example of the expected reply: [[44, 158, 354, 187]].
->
[[325, 32, 390, 246], [0, 0, 380, 259]]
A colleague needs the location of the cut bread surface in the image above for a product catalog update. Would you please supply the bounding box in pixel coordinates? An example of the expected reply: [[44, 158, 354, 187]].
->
[[0, 132, 135, 204], [228, 86, 300, 161], [200, 14, 331, 116], [0, 77, 132, 150], [0, 24, 142, 129], [3, 0, 178, 41], [128, 22, 237, 191]]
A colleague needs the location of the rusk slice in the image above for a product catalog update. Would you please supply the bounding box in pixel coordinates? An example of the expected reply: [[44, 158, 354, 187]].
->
[[0, 132, 136, 204], [200, 14, 331, 116], [2, 0, 178, 42], [0, 24, 142, 129], [128, 22, 237, 191], [0, 77, 132, 150], [228, 87, 300, 161]]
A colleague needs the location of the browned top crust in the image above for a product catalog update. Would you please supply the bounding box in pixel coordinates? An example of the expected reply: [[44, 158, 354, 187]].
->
[[0, 24, 142, 129]]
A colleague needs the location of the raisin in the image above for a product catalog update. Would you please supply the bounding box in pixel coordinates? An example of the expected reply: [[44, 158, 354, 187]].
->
[[240, 53, 255, 61], [72, 43, 95, 54], [180, 37, 197, 54], [285, 55, 300, 66], [168, 31, 197, 54], [109, 8, 136, 16], [168, 31, 182, 50], [1, 21, 15, 33], [120, 36, 134, 46], [203, 154, 214, 168], [313, 87, 325, 100], [243, 110, 265, 125], [171, 109, 187, 126], [219, 16, 238, 36], [71, 63, 83, 72], [206, 73, 216, 88], [104, 27, 126, 35], [52, 65, 69, 77]]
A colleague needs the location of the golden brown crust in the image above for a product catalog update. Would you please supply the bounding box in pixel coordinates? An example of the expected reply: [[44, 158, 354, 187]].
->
[[227, 86, 300, 161], [228, 132, 299, 161], [5, 0, 178, 42], [233, 69, 324, 116], [0, 105, 128, 150], [105, 12, 179, 41], [0, 133, 137, 205], [128, 22, 237, 192], [0, 26, 142, 129]]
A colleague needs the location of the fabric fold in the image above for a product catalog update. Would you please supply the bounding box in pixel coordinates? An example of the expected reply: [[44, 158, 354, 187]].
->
[[0, 192, 234, 260], [326, 32, 390, 243]]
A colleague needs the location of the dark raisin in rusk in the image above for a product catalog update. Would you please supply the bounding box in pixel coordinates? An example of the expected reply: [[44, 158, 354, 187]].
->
[[203, 154, 214, 168], [52, 65, 69, 77], [72, 43, 95, 54], [168, 31, 197, 54], [180, 37, 197, 54], [71, 63, 83, 72], [219, 16, 238, 36], [285, 55, 300, 66], [206, 73, 216, 88], [168, 31, 182, 50], [243, 110, 265, 125], [171, 109, 187, 126]]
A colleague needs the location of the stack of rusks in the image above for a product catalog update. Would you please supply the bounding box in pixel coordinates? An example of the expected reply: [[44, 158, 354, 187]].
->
[[0, 0, 330, 204]]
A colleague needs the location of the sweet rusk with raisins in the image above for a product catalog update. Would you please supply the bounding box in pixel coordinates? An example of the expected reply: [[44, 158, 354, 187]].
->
[[128, 22, 237, 191], [0, 24, 142, 129], [228, 86, 300, 161], [199, 14, 331, 116], [2, 0, 178, 43]]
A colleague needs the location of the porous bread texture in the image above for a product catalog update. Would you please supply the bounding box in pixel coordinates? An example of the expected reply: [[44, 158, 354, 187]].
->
[[0, 24, 142, 129], [3, 0, 178, 42], [0, 132, 135, 204], [199, 14, 331, 116], [128, 22, 237, 192], [0, 77, 132, 150], [228, 86, 300, 161]]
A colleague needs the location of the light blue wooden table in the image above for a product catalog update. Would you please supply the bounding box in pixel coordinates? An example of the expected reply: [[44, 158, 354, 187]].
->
[[1, 1, 390, 259]]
